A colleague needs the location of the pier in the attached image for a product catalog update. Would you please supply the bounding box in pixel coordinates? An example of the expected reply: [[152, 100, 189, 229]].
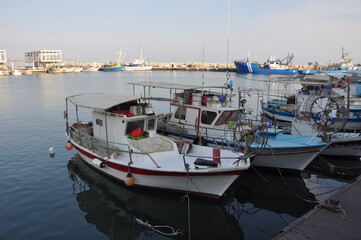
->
[[273, 175, 361, 240]]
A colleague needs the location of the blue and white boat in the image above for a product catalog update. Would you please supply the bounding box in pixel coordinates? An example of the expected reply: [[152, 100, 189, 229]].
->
[[234, 54, 298, 75], [99, 63, 124, 72], [250, 132, 328, 171], [263, 86, 361, 130]]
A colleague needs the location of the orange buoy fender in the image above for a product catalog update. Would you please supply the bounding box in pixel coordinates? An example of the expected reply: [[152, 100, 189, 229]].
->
[[65, 141, 73, 150], [125, 172, 135, 186]]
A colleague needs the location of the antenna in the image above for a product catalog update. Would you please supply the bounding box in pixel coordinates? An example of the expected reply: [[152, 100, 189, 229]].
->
[[226, 0, 230, 74]]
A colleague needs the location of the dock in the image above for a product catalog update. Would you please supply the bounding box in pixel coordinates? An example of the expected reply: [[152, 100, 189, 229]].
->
[[273, 175, 361, 240]]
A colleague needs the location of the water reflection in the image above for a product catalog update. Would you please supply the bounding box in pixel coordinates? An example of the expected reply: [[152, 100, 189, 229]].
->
[[67, 154, 244, 240], [67, 154, 325, 239], [227, 169, 317, 219]]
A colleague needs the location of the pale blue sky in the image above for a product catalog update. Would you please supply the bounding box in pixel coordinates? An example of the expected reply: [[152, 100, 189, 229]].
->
[[1, 0, 360, 65]]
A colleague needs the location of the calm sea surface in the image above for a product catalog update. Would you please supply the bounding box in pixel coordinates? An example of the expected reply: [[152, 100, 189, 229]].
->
[[0, 71, 358, 240]]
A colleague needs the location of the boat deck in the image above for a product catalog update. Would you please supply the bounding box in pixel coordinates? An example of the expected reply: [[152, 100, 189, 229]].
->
[[273, 175, 361, 240]]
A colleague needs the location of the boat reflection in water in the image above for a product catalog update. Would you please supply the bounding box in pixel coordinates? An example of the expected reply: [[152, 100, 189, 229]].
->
[[222, 169, 317, 239], [67, 154, 244, 240]]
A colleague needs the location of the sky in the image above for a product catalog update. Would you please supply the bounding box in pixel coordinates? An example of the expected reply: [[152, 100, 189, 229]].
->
[[1, 0, 360, 65]]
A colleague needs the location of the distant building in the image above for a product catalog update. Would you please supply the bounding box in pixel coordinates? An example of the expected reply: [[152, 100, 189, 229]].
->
[[0, 50, 6, 64], [25, 50, 62, 68]]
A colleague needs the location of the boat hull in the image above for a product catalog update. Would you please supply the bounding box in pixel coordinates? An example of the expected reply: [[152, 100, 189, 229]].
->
[[100, 66, 124, 71], [72, 141, 244, 199], [251, 145, 327, 171], [321, 139, 361, 157], [124, 66, 153, 71], [234, 61, 298, 75], [301, 69, 346, 75]]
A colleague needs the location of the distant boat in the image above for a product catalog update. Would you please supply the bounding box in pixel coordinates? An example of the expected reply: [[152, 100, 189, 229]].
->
[[62, 67, 74, 73], [83, 66, 99, 72], [302, 48, 360, 75], [47, 67, 63, 74], [234, 52, 297, 75], [10, 69, 22, 76], [73, 67, 83, 73], [22, 70, 33, 75], [99, 63, 124, 71], [124, 47, 152, 71]]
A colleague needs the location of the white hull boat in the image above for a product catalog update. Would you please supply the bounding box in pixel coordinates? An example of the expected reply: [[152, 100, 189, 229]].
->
[[291, 119, 361, 158], [65, 93, 250, 199]]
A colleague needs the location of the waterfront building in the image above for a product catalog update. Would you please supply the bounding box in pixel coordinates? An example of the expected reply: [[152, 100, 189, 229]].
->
[[0, 50, 6, 64], [25, 50, 62, 68]]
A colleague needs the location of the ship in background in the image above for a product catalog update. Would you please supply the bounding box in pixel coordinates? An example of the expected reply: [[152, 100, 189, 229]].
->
[[234, 51, 298, 75]]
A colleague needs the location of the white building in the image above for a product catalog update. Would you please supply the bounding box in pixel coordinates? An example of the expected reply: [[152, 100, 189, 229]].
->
[[25, 50, 62, 68], [0, 50, 6, 64]]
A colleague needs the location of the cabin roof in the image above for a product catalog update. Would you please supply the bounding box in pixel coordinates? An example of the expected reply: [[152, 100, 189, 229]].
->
[[128, 81, 228, 90], [67, 93, 140, 110]]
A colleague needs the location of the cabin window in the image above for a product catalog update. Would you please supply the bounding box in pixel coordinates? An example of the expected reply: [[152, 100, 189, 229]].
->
[[228, 110, 242, 122], [126, 120, 145, 134], [174, 106, 186, 120], [147, 118, 155, 130], [201, 110, 217, 125], [215, 111, 232, 125], [96, 119, 103, 126]]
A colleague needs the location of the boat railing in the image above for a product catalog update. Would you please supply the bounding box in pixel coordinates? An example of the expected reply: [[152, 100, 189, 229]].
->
[[158, 117, 267, 157], [158, 118, 240, 149], [68, 125, 160, 168]]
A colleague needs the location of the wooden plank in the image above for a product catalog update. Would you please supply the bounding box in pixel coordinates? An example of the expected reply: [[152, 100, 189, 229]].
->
[[273, 176, 361, 240]]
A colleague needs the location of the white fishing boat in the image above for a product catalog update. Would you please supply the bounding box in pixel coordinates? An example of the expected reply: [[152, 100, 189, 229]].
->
[[10, 69, 22, 76], [65, 93, 250, 199], [124, 48, 152, 71], [73, 67, 83, 73], [129, 81, 327, 171], [291, 119, 361, 158]]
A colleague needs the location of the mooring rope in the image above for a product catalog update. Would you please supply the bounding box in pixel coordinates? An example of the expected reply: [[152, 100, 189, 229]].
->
[[135, 218, 183, 236]]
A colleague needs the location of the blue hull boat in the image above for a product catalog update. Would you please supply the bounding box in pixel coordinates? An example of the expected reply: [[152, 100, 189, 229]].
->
[[234, 61, 298, 75], [99, 66, 124, 72]]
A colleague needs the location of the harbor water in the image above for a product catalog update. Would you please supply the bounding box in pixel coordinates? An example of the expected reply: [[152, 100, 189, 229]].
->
[[0, 71, 359, 240]]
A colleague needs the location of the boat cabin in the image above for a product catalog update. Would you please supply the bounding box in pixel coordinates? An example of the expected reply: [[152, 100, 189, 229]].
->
[[66, 93, 157, 144]]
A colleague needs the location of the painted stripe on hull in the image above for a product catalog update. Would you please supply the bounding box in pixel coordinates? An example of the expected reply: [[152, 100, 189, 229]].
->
[[71, 141, 245, 198]]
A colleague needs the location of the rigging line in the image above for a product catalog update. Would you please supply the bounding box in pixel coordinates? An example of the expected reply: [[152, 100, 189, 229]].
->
[[268, 145, 320, 204]]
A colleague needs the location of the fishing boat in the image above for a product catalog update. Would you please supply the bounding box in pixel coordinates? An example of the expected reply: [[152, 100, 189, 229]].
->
[[73, 67, 83, 73], [250, 132, 328, 171], [124, 47, 152, 71], [129, 81, 327, 171], [99, 63, 124, 72], [47, 66, 63, 73], [234, 52, 298, 75], [10, 69, 22, 76], [291, 119, 361, 158], [65, 93, 250, 199]]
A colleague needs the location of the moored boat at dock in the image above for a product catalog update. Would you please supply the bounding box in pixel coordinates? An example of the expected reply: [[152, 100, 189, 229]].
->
[[65, 93, 250, 199]]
